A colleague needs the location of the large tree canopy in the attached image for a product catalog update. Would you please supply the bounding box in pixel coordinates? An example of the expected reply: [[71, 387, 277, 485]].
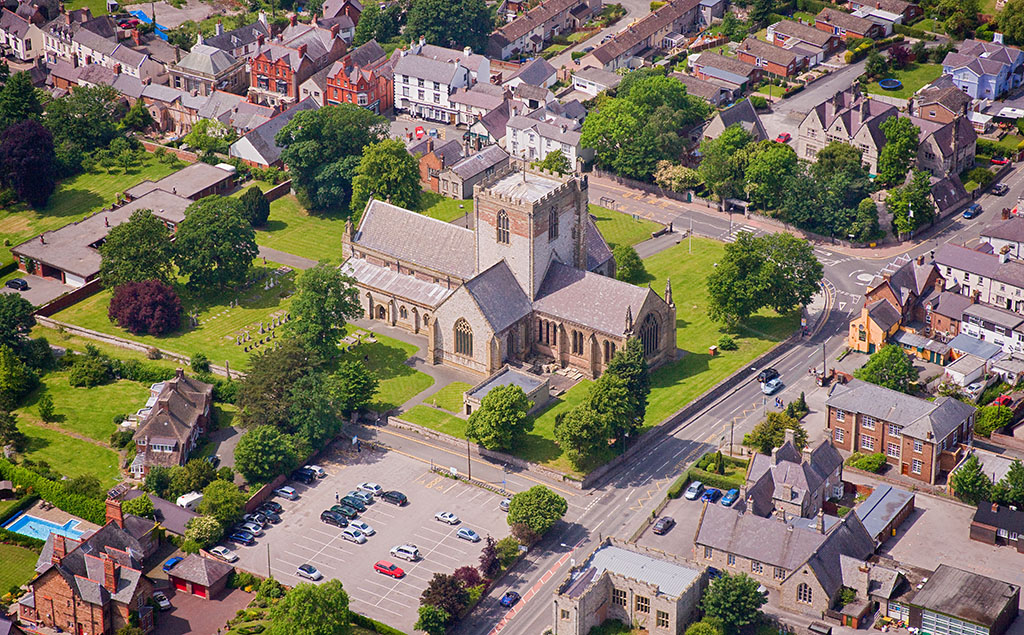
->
[[173, 196, 258, 291], [350, 138, 422, 216], [877, 117, 920, 187], [466, 384, 532, 451], [0, 119, 56, 208], [287, 264, 362, 359], [100, 209, 175, 287], [853, 344, 919, 393], [0, 71, 42, 131], [405, 0, 492, 53]]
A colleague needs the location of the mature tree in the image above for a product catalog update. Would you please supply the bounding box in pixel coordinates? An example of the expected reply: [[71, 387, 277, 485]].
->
[[654, 160, 703, 192], [864, 49, 889, 79], [239, 186, 271, 227], [405, 0, 492, 52], [759, 233, 824, 314], [353, 2, 401, 45], [589, 372, 640, 445], [237, 338, 323, 427], [184, 515, 224, 549], [479, 535, 500, 578], [877, 117, 920, 187], [0, 71, 42, 130], [0, 119, 56, 207], [276, 103, 389, 213], [100, 210, 175, 287], [420, 573, 470, 618], [975, 405, 1013, 438], [122, 493, 155, 519], [453, 565, 482, 588], [288, 263, 362, 358], [266, 580, 350, 635], [701, 572, 767, 631], [145, 466, 172, 498], [853, 344, 919, 393], [581, 98, 655, 180], [748, 0, 774, 26], [182, 118, 237, 155], [507, 485, 567, 537], [234, 425, 299, 483], [466, 384, 532, 451], [605, 337, 650, 420], [996, 0, 1024, 43], [120, 98, 155, 132], [0, 345, 38, 410], [415, 605, 451, 635], [0, 294, 35, 351], [886, 169, 935, 237], [107, 280, 182, 335], [534, 149, 572, 175], [0, 410, 26, 452], [950, 454, 992, 505], [287, 372, 343, 449], [994, 459, 1024, 508], [44, 84, 124, 156], [852, 198, 881, 242], [698, 124, 754, 204], [198, 479, 248, 527], [621, 74, 710, 127], [183, 457, 218, 492], [744, 412, 808, 455], [174, 196, 258, 291], [554, 403, 608, 468], [812, 141, 868, 183], [331, 360, 379, 414], [744, 141, 798, 210], [613, 245, 646, 283], [65, 474, 103, 499]]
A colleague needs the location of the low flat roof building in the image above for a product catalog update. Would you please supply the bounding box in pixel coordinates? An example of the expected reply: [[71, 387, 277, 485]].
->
[[908, 565, 1019, 635], [853, 484, 915, 545], [125, 162, 236, 201], [463, 365, 550, 415]]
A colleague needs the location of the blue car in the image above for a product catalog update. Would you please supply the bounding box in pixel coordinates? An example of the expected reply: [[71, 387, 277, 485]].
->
[[227, 530, 255, 546], [721, 488, 740, 507], [963, 203, 982, 219], [701, 488, 721, 503], [162, 556, 183, 572], [500, 591, 521, 608]]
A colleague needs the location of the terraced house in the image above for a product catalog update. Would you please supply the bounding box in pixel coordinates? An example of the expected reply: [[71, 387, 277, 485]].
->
[[486, 0, 602, 59], [249, 17, 348, 106]]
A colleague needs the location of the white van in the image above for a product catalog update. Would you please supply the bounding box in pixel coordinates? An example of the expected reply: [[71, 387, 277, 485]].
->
[[176, 491, 203, 511]]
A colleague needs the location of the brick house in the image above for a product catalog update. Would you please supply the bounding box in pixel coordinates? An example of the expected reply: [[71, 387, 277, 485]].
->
[[166, 554, 233, 599], [409, 138, 464, 193], [769, 20, 842, 57], [911, 77, 973, 125], [815, 8, 885, 41], [736, 37, 801, 77], [848, 0, 922, 23], [249, 17, 347, 107], [825, 379, 976, 484], [690, 51, 762, 90], [131, 369, 213, 478], [321, 39, 393, 113]]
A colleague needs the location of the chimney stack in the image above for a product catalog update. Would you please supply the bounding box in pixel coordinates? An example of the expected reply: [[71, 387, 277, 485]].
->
[[131, 28, 140, 46], [257, 33, 265, 46], [917, 254, 925, 265], [936, 277, 945, 293], [463, 45, 472, 57], [103, 557, 118, 593], [105, 498, 124, 529], [815, 509, 825, 534], [297, 43, 308, 58], [175, 368, 185, 381], [330, 22, 339, 38], [113, 63, 121, 75], [994, 502, 1001, 512], [52, 535, 66, 564], [973, 289, 981, 304], [289, 13, 297, 26], [216, 21, 223, 36]]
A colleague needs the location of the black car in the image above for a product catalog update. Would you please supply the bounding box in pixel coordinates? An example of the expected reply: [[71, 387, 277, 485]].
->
[[652, 516, 676, 535], [321, 510, 349, 528], [4, 278, 28, 291], [260, 509, 282, 524], [756, 367, 780, 383], [259, 501, 283, 514], [340, 495, 366, 512], [205, 454, 221, 468], [291, 468, 315, 484], [381, 490, 408, 506]]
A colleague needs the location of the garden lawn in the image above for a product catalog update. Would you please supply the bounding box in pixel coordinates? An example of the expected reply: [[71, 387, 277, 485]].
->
[[426, 381, 473, 413], [52, 261, 297, 371], [30, 326, 186, 373], [589, 205, 662, 248], [0, 155, 180, 266], [336, 326, 434, 411], [0, 544, 39, 591], [865, 63, 943, 99], [15, 371, 150, 441], [420, 192, 472, 223], [0, 497, 22, 519], [18, 422, 121, 484], [255, 194, 348, 264]]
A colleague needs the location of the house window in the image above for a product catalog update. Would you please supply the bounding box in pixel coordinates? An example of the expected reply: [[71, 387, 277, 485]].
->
[[704, 546, 713, 558], [834, 428, 844, 443], [797, 583, 813, 604], [635, 596, 650, 614], [835, 410, 845, 422], [657, 611, 670, 628], [751, 561, 763, 574], [914, 439, 923, 453], [912, 459, 923, 474], [774, 567, 786, 580], [888, 423, 902, 437], [454, 319, 473, 356], [863, 416, 876, 430], [561, 609, 570, 619], [861, 436, 875, 451], [497, 210, 510, 244], [727, 554, 736, 566], [549, 208, 559, 240], [887, 442, 901, 458], [613, 588, 626, 607]]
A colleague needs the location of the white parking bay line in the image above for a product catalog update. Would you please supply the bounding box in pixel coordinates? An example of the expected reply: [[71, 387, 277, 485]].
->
[[416, 525, 453, 538]]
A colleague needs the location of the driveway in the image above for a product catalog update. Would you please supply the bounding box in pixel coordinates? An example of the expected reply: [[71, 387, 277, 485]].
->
[[154, 586, 253, 635], [208, 425, 243, 469], [635, 493, 706, 557], [0, 274, 73, 307]]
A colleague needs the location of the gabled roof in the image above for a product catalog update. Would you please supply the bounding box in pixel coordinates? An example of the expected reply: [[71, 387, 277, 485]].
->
[[983, 216, 1024, 244], [168, 554, 233, 586], [230, 97, 319, 166], [826, 379, 975, 441], [504, 57, 556, 87], [36, 521, 149, 606], [348, 38, 386, 68], [533, 262, 654, 336], [0, 8, 31, 38], [924, 290, 973, 320], [737, 37, 797, 67], [866, 298, 901, 332], [585, 214, 613, 272], [204, 18, 269, 53], [772, 19, 836, 47], [463, 261, 533, 333], [706, 98, 768, 141], [816, 8, 876, 33], [974, 500, 1024, 532], [573, 65, 623, 89], [490, 0, 591, 48], [446, 145, 509, 179], [746, 439, 843, 511], [694, 51, 759, 79], [854, 484, 914, 540], [173, 43, 240, 77], [916, 75, 972, 114], [393, 54, 464, 85], [589, 0, 700, 64], [133, 371, 213, 452], [911, 565, 1019, 626]]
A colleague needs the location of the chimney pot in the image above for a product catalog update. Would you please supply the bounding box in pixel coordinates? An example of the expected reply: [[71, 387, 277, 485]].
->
[[175, 368, 185, 380], [330, 22, 339, 38], [131, 27, 140, 46], [105, 498, 124, 528], [917, 254, 924, 265], [103, 557, 118, 593], [298, 43, 308, 58], [289, 13, 297, 26], [994, 502, 1000, 512], [937, 278, 945, 293]]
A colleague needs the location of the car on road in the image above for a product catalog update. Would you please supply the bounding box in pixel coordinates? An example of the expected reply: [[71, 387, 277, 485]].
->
[[760, 377, 783, 395], [237, 522, 264, 536], [274, 486, 298, 500], [500, 591, 521, 608], [162, 556, 183, 572], [652, 517, 675, 535], [358, 482, 383, 496], [583, 46, 594, 52], [382, 490, 408, 506], [348, 490, 374, 505], [152, 591, 171, 611], [992, 156, 1011, 165], [993, 183, 1010, 195], [457, 527, 481, 542], [775, 132, 791, 144], [297, 564, 323, 581], [390, 544, 420, 561], [963, 203, 982, 219], [209, 546, 238, 563], [331, 504, 359, 519], [349, 520, 374, 535], [227, 530, 255, 546], [701, 488, 722, 503], [436, 511, 460, 524], [4, 278, 28, 291], [290, 468, 315, 484], [684, 481, 704, 500], [721, 488, 740, 507], [374, 560, 405, 578], [500, 497, 511, 512], [304, 465, 327, 479], [321, 510, 349, 528], [341, 528, 367, 544], [259, 501, 284, 514], [341, 495, 367, 512], [757, 367, 779, 383]]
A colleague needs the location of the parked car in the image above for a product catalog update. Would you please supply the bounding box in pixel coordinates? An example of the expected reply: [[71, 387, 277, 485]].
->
[[760, 377, 783, 395], [259, 500, 284, 514], [500, 591, 521, 608], [4, 278, 28, 291], [162, 556, 183, 572], [435, 511, 460, 525], [331, 504, 359, 519], [499, 498, 511, 512], [349, 520, 374, 535], [992, 156, 1011, 165], [321, 510, 349, 528], [237, 522, 264, 536], [993, 182, 1010, 195], [382, 490, 408, 506], [348, 490, 374, 505], [341, 528, 367, 544], [457, 527, 481, 542], [341, 495, 367, 512], [304, 465, 327, 479], [684, 481, 704, 500], [290, 468, 315, 484], [701, 488, 722, 503], [963, 203, 982, 219], [756, 367, 779, 383], [243, 512, 269, 528], [297, 564, 322, 581], [209, 546, 238, 562], [274, 486, 298, 500], [374, 560, 405, 578], [652, 517, 675, 535], [152, 591, 171, 611], [721, 488, 740, 507], [358, 482, 383, 496], [227, 530, 255, 545], [775, 132, 791, 144], [390, 544, 420, 561], [259, 509, 281, 524], [205, 454, 220, 468]]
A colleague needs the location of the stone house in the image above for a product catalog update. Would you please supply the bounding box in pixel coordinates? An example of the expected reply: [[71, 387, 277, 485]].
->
[[439, 145, 511, 200], [744, 432, 845, 519], [169, 37, 247, 96], [131, 369, 214, 477]]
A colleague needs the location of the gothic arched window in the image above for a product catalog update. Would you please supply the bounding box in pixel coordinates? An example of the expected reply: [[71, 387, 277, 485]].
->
[[455, 319, 473, 356], [497, 210, 510, 244], [797, 583, 812, 604], [640, 314, 659, 357]]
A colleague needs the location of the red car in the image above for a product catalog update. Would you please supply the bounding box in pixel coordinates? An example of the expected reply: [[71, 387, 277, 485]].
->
[[374, 560, 405, 579], [775, 132, 791, 144], [992, 156, 1011, 165]]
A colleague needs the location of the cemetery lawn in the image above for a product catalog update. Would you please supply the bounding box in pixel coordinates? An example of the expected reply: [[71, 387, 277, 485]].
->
[[335, 326, 434, 411], [0, 155, 181, 266], [254, 194, 348, 264]]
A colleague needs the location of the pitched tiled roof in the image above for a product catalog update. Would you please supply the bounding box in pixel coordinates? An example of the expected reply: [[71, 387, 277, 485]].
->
[[533, 262, 653, 336], [866, 298, 901, 331], [169, 554, 233, 586], [463, 261, 533, 332], [491, 0, 591, 48], [772, 19, 835, 47], [916, 75, 972, 114], [231, 97, 319, 166], [174, 43, 240, 77], [983, 216, 1024, 243], [342, 257, 455, 308], [738, 37, 797, 66], [505, 57, 556, 86], [394, 54, 464, 85], [585, 214, 613, 272], [447, 145, 509, 179], [133, 371, 212, 450], [0, 9, 30, 38], [590, 0, 700, 64], [826, 379, 975, 441], [204, 18, 269, 53], [816, 8, 875, 33]]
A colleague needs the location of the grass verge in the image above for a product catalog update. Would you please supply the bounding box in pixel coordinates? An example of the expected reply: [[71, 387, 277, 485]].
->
[[589, 204, 662, 248]]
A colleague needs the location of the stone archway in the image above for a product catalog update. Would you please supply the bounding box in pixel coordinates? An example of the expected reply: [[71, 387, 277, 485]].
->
[[412, 308, 420, 334], [376, 305, 387, 320]]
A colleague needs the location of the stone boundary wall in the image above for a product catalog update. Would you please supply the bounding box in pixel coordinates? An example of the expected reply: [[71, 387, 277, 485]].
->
[[140, 140, 199, 163]]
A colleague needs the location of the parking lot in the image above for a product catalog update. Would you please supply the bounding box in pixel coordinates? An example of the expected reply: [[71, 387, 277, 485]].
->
[[229, 444, 513, 632], [635, 493, 705, 556]]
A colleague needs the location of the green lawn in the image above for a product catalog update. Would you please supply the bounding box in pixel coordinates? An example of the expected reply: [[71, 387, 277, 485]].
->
[[0, 155, 180, 266], [18, 422, 122, 484], [420, 192, 472, 223], [30, 326, 187, 373], [425, 381, 473, 413], [0, 497, 22, 520], [15, 371, 150, 442], [255, 194, 347, 264], [336, 326, 434, 411], [913, 17, 940, 32], [403, 405, 465, 436], [0, 543, 39, 591], [52, 261, 297, 371], [589, 205, 662, 248], [865, 63, 944, 99]]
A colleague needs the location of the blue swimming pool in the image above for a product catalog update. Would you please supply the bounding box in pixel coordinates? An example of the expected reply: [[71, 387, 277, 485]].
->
[[3, 512, 85, 541]]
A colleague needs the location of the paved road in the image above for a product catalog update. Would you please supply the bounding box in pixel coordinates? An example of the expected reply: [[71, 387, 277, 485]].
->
[[548, 0, 652, 69]]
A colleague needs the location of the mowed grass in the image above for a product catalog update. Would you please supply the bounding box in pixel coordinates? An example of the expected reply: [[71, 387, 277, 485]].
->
[[865, 62, 943, 99], [425, 381, 473, 413], [255, 194, 348, 264], [30, 326, 187, 373], [0, 544, 39, 590], [336, 326, 434, 411], [420, 192, 473, 223], [589, 205, 662, 248], [53, 261, 296, 370], [16, 371, 150, 441], [0, 155, 180, 266], [18, 422, 122, 484]]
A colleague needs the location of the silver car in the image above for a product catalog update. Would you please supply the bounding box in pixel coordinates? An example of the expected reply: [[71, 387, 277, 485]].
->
[[390, 544, 420, 561], [341, 528, 367, 544], [237, 521, 264, 537]]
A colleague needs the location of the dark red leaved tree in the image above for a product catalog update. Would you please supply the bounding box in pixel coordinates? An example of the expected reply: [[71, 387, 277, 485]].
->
[[0, 119, 56, 208], [108, 280, 182, 335]]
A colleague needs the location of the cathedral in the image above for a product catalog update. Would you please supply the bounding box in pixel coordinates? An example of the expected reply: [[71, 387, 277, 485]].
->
[[341, 165, 677, 378]]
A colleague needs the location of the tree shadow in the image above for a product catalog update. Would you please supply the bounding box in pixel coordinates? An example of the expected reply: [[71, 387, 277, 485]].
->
[[45, 188, 105, 218], [262, 219, 288, 233]]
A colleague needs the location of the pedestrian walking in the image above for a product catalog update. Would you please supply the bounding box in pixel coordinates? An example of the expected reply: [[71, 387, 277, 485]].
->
[[335, 492, 339, 502]]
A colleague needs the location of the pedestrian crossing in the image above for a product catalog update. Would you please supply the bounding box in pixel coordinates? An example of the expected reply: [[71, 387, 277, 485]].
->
[[722, 225, 759, 241]]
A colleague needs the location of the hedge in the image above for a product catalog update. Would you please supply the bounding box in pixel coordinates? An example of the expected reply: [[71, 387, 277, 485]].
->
[[0, 525, 45, 549], [0, 460, 106, 525], [796, 0, 827, 13], [667, 473, 689, 499], [0, 493, 39, 524], [893, 23, 936, 40], [350, 613, 409, 635], [688, 467, 745, 491]]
